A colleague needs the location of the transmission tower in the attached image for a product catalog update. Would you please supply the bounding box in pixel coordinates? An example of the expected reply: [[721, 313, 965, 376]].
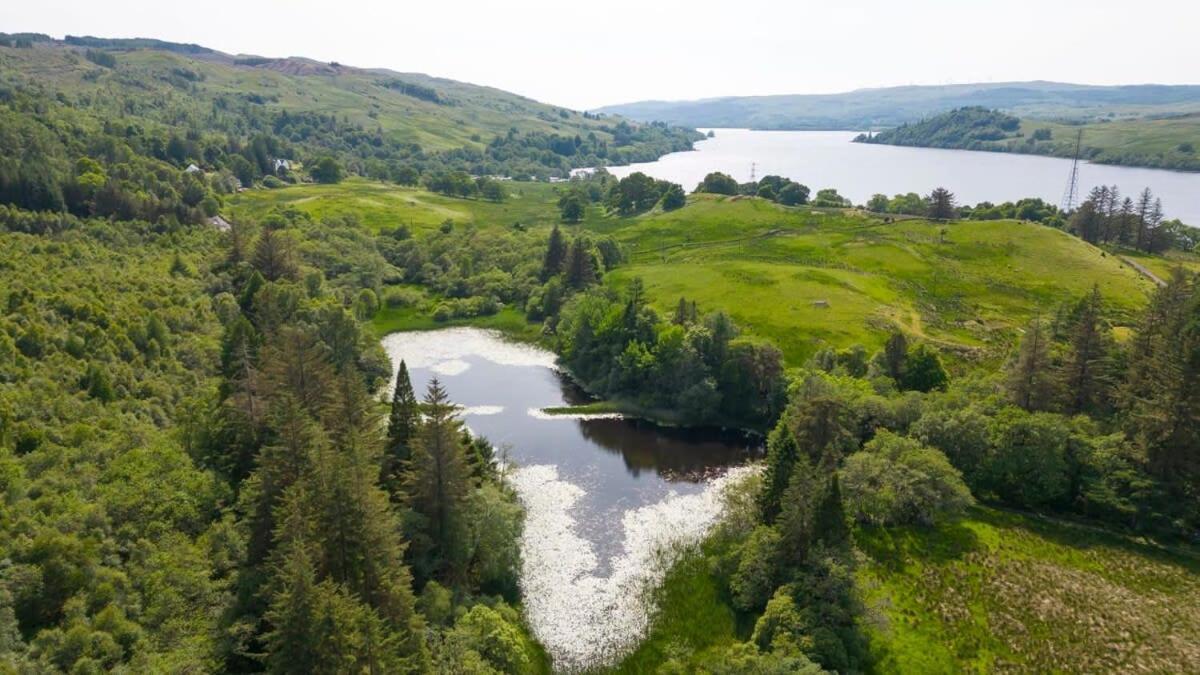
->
[[1061, 129, 1083, 212], [750, 162, 756, 182]]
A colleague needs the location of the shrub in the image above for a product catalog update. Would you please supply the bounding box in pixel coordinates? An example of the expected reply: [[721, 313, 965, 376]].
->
[[383, 287, 422, 309], [730, 525, 782, 610], [979, 408, 1071, 508], [840, 430, 972, 526]]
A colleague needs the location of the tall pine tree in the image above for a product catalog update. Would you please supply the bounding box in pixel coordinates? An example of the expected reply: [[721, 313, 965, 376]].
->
[[384, 360, 420, 497], [564, 237, 597, 289], [1008, 315, 1058, 411], [1120, 272, 1199, 482], [403, 378, 473, 584], [540, 225, 567, 281], [1059, 286, 1113, 415]]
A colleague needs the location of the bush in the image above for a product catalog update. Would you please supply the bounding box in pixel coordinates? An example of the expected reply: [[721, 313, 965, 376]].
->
[[383, 286, 422, 309], [310, 157, 343, 184], [980, 408, 1071, 508], [695, 172, 739, 195], [911, 408, 990, 487], [444, 604, 538, 673], [730, 525, 782, 611], [840, 430, 973, 526]]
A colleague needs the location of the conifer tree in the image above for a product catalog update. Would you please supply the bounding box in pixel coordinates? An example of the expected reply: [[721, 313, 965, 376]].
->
[[1059, 286, 1112, 415], [1008, 316, 1058, 412], [540, 225, 567, 281], [882, 331, 908, 382], [404, 378, 472, 583], [759, 424, 801, 523], [384, 360, 420, 496], [926, 187, 957, 220], [252, 226, 298, 282], [1121, 272, 1199, 481], [260, 326, 335, 419], [673, 297, 690, 325], [263, 545, 322, 674], [564, 237, 597, 289], [246, 396, 325, 567], [270, 430, 429, 670]]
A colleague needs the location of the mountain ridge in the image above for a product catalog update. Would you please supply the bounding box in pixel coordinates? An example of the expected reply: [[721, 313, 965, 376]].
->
[[596, 81, 1200, 130]]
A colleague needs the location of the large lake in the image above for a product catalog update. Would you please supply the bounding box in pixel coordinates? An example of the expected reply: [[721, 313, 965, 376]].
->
[[609, 129, 1200, 226], [381, 328, 758, 671]]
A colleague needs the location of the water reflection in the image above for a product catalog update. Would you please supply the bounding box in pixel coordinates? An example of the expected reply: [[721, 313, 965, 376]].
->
[[577, 417, 760, 481]]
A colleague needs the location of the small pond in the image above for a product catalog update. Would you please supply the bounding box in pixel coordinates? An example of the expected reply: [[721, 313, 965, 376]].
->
[[381, 328, 759, 671]]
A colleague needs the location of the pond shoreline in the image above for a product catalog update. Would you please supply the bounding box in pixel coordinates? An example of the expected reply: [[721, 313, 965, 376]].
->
[[378, 326, 763, 670], [378, 317, 769, 437]]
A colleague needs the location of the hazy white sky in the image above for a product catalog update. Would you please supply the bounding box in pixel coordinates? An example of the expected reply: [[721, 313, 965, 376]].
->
[[4, 0, 1198, 110]]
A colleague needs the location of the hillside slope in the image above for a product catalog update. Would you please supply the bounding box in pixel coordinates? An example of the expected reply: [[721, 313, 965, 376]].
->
[[858, 107, 1200, 171], [0, 33, 699, 180], [597, 81, 1200, 130]]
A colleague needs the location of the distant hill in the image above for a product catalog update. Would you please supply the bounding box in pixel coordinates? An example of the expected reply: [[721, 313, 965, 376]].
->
[[596, 81, 1200, 130], [857, 106, 1200, 171]]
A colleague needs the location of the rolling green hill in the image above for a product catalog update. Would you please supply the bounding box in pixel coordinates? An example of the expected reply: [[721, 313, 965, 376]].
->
[[597, 81, 1200, 131], [858, 107, 1200, 171], [229, 180, 1177, 365]]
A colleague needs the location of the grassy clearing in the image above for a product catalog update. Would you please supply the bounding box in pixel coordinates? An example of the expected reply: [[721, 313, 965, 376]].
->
[[616, 507, 1200, 673], [227, 179, 605, 235], [858, 507, 1200, 673]]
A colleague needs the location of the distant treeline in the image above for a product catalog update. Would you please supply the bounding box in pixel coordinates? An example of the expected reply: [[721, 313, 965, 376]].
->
[[63, 35, 214, 54], [376, 78, 445, 105]]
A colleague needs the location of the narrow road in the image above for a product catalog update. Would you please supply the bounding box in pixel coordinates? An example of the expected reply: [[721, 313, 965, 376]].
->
[[1120, 256, 1166, 287]]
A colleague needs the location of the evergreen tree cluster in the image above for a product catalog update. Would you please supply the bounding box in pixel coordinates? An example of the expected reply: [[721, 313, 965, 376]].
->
[[1067, 185, 1197, 252], [556, 283, 788, 425]]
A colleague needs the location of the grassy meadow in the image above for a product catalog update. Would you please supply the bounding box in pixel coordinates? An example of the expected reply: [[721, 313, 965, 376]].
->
[[857, 508, 1200, 673], [1019, 113, 1200, 167], [607, 195, 1152, 362], [228, 178, 613, 235], [230, 183, 1159, 365]]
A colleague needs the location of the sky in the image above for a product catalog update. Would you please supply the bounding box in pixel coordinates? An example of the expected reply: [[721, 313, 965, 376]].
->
[[3, 0, 1198, 110]]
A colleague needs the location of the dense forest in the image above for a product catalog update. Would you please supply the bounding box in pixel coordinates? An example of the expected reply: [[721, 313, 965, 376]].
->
[[857, 106, 1200, 172]]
